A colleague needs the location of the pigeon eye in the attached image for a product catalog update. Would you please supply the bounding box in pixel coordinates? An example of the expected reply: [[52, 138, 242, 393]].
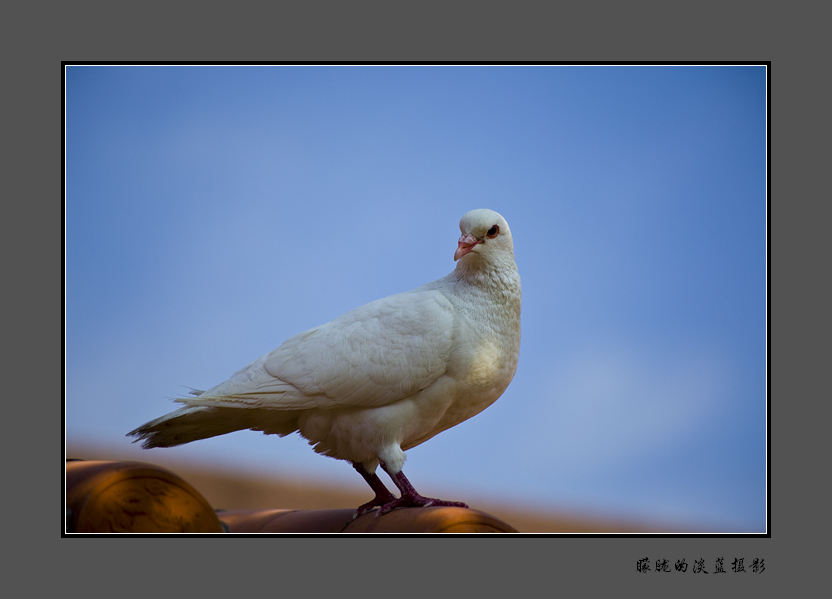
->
[[486, 225, 499, 239]]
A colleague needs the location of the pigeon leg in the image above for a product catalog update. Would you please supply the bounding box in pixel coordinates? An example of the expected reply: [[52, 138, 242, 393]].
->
[[376, 462, 469, 516], [352, 461, 398, 518]]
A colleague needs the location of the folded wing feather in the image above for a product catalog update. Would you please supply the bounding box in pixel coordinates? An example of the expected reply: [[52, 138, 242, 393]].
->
[[176, 288, 456, 411]]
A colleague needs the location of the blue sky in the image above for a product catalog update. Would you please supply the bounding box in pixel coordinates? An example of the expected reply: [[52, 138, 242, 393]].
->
[[65, 65, 767, 532]]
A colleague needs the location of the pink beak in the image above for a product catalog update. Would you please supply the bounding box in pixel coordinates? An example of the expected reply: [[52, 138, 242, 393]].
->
[[454, 233, 481, 261]]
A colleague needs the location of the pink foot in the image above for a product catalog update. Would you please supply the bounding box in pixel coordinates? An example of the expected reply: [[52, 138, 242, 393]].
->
[[352, 462, 397, 519], [375, 463, 468, 517], [354, 490, 398, 518], [377, 493, 468, 516]]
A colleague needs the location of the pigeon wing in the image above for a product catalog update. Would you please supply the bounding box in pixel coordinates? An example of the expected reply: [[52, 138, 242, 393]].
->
[[178, 287, 456, 411]]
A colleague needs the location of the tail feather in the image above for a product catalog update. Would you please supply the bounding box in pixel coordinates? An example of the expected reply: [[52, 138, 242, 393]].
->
[[127, 405, 302, 449]]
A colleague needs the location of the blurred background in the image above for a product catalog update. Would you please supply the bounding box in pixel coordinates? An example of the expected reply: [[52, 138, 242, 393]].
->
[[65, 65, 767, 532]]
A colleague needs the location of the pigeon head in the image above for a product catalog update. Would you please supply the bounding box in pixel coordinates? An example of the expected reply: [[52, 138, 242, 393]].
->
[[454, 209, 514, 262]]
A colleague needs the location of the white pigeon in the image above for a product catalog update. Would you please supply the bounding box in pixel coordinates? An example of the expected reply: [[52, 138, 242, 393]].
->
[[129, 208, 522, 517]]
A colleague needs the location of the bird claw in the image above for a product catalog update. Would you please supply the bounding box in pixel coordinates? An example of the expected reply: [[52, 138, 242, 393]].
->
[[374, 494, 468, 517], [353, 491, 398, 519], [355, 463, 468, 518], [353, 502, 382, 519]]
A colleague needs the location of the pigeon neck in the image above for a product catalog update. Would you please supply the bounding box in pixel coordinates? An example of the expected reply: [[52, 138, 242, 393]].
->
[[453, 252, 520, 293]]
